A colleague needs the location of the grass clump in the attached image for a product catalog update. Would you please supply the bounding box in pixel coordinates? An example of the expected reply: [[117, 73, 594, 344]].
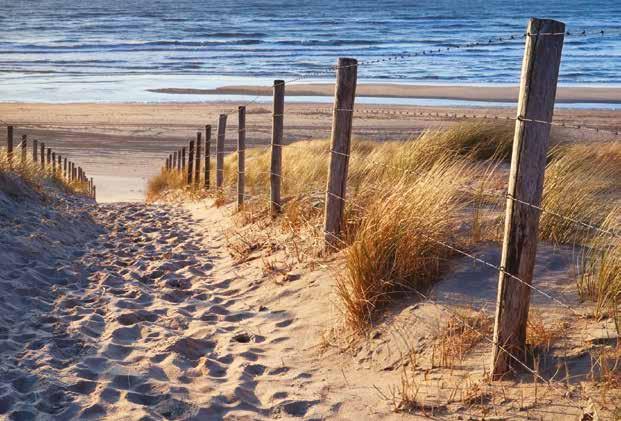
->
[[0, 149, 90, 198], [577, 212, 621, 324], [336, 160, 481, 332], [145, 168, 208, 203], [540, 142, 620, 245]]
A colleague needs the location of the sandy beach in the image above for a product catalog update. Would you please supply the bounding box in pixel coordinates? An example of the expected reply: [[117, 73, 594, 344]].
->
[[1, 100, 620, 203]]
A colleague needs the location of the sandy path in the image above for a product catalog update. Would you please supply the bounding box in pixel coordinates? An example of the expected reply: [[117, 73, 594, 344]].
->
[[1, 199, 334, 420]]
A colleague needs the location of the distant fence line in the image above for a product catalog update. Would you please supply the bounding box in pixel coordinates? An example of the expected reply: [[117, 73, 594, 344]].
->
[[2, 128, 96, 200], [162, 18, 618, 399]]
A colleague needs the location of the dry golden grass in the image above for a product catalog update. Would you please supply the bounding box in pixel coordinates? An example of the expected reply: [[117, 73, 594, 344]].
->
[[146, 122, 619, 334], [0, 149, 90, 197], [431, 310, 493, 369], [577, 215, 621, 323], [540, 142, 621, 245], [145, 168, 208, 203]]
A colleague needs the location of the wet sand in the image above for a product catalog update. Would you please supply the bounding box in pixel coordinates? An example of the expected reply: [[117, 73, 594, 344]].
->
[[148, 83, 621, 104]]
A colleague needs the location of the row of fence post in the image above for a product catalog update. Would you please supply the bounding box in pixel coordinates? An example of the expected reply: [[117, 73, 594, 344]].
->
[[160, 17, 563, 379], [4, 127, 96, 200]]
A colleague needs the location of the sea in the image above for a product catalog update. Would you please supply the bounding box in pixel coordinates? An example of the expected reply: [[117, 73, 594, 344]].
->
[[0, 0, 620, 105]]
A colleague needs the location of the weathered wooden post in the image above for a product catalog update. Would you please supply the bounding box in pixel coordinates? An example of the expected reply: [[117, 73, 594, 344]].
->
[[40, 143, 45, 168], [181, 147, 186, 172], [204, 125, 211, 189], [194, 132, 201, 186], [271, 80, 284, 215], [63, 157, 67, 179], [6, 126, 13, 165], [57, 154, 62, 176], [491, 18, 565, 378], [33, 139, 38, 162], [323, 57, 358, 249], [21, 135, 27, 163], [216, 114, 227, 189], [93, 185, 96, 200], [52, 152, 56, 173], [237, 106, 246, 209], [173, 151, 178, 171], [187, 140, 195, 185], [46, 148, 51, 171]]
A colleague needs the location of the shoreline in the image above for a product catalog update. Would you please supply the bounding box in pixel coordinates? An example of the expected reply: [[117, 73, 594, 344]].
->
[[147, 83, 621, 105]]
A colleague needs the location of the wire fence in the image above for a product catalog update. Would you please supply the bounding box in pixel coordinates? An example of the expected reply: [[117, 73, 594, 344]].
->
[[156, 18, 620, 417]]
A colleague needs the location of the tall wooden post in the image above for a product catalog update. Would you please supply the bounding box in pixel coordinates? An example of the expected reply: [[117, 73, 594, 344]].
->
[[194, 132, 201, 186], [323, 57, 358, 248], [93, 185, 96, 200], [187, 140, 194, 185], [46, 148, 51, 172], [6, 126, 13, 165], [181, 147, 186, 172], [33, 139, 38, 162], [52, 152, 56, 173], [21, 135, 27, 163], [237, 106, 246, 210], [40, 143, 45, 168], [204, 125, 211, 189], [491, 18, 565, 377], [173, 151, 178, 171], [271, 80, 284, 215], [216, 114, 227, 189], [57, 154, 61, 176], [63, 157, 67, 179]]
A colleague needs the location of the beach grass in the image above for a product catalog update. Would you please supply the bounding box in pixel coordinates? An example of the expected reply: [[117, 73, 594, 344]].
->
[[0, 149, 91, 197], [146, 122, 620, 331]]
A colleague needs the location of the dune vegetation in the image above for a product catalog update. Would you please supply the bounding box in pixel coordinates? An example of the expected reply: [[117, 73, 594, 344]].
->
[[0, 149, 91, 198], [147, 121, 620, 332]]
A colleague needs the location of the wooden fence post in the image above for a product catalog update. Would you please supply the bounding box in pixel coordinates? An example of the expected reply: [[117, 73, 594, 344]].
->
[[194, 132, 201, 186], [57, 154, 61, 176], [237, 106, 246, 210], [46, 148, 51, 171], [173, 151, 178, 170], [40, 143, 45, 168], [52, 152, 56, 173], [271, 80, 284, 215], [204, 125, 211, 189], [181, 147, 186, 172], [216, 114, 227, 189], [491, 18, 565, 378], [33, 139, 38, 162], [187, 140, 194, 185], [6, 126, 13, 164], [21, 135, 27, 163], [323, 57, 358, 248], [63, 157, 67, 179]]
